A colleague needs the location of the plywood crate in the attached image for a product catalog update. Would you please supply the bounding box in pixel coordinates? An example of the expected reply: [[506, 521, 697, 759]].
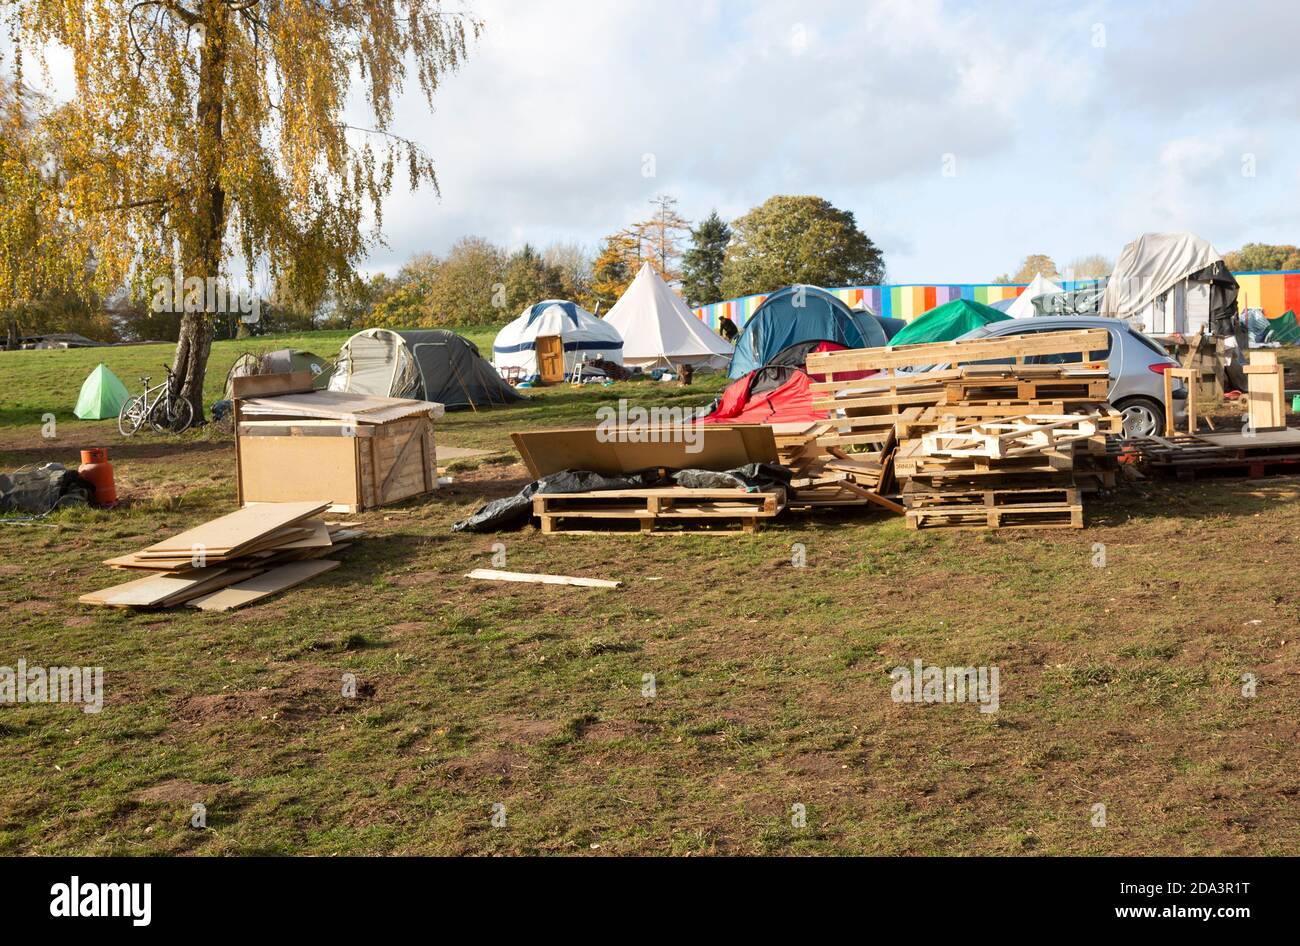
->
[[233, 371, 440, 513]]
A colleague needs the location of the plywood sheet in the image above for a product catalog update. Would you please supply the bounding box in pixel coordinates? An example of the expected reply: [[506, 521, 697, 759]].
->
[[139, 501, 328, 557], [512, 425, 778, 479], [187, 560, 341, 612]]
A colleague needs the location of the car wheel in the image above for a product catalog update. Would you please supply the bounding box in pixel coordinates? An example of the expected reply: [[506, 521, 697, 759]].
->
[[1115, 396, 1163, 439]]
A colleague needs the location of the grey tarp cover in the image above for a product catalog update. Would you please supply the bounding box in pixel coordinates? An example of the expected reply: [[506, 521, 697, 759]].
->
[[1101, 233, 1238, 332], [1033, 280, 1107, 317], [451, 464, 791, 533], [331, 328, 523, 410]]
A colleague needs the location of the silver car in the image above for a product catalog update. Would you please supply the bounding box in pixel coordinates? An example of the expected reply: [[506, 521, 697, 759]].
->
[[954, 316, 1186, 437]]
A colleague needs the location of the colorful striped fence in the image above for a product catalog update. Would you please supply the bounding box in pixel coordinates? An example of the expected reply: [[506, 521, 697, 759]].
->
[[692, 272, 1300, 331]]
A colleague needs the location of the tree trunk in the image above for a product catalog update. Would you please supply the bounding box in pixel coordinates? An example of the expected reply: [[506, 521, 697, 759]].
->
[[170, 0, 230, 424]]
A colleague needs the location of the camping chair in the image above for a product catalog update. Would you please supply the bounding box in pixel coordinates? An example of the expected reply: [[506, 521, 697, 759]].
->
[[499, 365, 524, 386]]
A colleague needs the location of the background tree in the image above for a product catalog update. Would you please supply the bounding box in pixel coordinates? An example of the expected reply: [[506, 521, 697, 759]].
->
[[633, 194, 690, 284], [4, 0, 479, 420], [503, 244, 565, 313], [427, 236, 507, 325], [542, 241, 594, 306], [721, 195, 884, 298], [365, 253, 440, 328], [0, 77, 97, 347], [680, 210, 730, 307], [589, 232, 638, 312], [1066, 254, 1113, 280], [1004, 254, 1060, 283], [1223, 243, 1300, 272]]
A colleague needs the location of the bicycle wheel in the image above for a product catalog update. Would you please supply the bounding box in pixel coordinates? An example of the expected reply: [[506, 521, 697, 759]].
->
[[167, 396, 195, 433], [151, 396, 193, 433], [118, 395, 148, 436]]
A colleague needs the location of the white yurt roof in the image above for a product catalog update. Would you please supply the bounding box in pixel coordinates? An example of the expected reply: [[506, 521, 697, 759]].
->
[[1006, 273, 1064, 318], [603, 263, 733, 368], [492, 299, 623, 376]]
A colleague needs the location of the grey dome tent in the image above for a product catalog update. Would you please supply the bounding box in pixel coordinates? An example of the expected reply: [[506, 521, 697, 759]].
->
[[329, 328, 524, 410], [223, 348, 334, 399]]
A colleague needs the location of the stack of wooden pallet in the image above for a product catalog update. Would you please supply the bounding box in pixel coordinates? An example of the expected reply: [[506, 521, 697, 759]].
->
[[806, 328, 1121, 530], [81, 501, 360, 611]]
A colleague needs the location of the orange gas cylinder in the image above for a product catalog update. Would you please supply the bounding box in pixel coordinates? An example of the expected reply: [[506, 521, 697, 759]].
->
[[78, 448, 118, 506]]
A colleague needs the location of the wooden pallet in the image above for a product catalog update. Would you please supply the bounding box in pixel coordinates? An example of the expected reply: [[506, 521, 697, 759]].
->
[[905, 503, 1083, 530], [894, 439, 1073, 478], [903, 481, 1079, 510], [943, 377, 1109, 403], [534, 488, 784, 535]]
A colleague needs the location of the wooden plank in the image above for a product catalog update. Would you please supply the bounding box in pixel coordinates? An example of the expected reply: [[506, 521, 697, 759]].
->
[[232, 370, 315, 399], [465, 568, 621, 589], [806, 329, 1111, 375], [187, 560, 341, 612]]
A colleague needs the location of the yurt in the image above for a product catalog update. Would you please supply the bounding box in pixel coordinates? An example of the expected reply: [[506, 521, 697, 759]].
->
[[493, 300, 623, 383], [604, 263, 732, 369]]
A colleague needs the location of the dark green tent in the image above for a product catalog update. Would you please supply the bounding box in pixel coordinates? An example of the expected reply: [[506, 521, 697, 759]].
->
[[1267, 310, 1300, 344], [887, 298, 1011, 347]]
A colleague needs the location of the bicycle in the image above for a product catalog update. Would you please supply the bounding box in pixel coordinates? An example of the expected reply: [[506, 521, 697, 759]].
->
[[118, 365, 195, 436]]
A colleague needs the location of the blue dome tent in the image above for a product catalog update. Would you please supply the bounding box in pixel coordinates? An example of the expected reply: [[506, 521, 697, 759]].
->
[[727, 285, 887, 378]]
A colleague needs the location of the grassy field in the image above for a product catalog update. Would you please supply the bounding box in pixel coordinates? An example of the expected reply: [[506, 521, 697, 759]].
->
[[1, 331, 1298, 855]]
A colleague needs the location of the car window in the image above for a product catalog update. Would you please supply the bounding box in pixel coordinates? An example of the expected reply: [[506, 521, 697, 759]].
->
[[1014, 327, 1113, 365]]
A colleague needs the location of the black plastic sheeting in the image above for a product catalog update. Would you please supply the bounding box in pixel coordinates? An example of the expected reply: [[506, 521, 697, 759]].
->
[[451, 464, 791, 533], [0, 463, 94, 515]]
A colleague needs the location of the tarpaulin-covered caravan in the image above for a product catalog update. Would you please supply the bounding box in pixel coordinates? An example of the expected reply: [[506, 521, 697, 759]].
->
[[493, 300, 623, 383], [1101, 232, 1239, 335], [330, 329, 523, 409], [727, 285, 887, 378]]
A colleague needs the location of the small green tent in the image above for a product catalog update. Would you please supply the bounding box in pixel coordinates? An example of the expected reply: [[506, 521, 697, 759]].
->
[[887, 298, 1012, 347], [1267, 310, 1300, 344], [73, 364, 131, 420]]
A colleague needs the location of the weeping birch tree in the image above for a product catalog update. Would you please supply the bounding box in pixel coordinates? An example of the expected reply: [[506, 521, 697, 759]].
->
[[3, 0, 479, 420]]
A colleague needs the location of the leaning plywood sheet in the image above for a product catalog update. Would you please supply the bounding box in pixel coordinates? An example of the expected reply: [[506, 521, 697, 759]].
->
[[187, 559, 340, 612], [135, 502, 328, 558], [511, 425, 778, 479]]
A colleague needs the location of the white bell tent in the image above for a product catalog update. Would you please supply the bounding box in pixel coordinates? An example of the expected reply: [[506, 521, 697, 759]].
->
[[603, 263, 733, 369]]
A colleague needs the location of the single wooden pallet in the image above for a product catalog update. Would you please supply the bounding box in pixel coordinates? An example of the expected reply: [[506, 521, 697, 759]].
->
[[903, 480, 1078, 508], [906, 502, 1083, 531], [942, 377, 1109, 403], [534, 488, 783, 535]]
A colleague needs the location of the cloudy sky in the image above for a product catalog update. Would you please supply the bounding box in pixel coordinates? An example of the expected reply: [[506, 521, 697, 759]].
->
[[13, 0, 1300, 285]]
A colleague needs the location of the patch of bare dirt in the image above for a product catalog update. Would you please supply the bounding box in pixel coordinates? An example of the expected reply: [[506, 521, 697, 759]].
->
[[386, 621, 431, 637], [133, 779, 229, 805], [491, 715, 561, 744], [63, 616, 95, 628], [171, 662, 372, 730]]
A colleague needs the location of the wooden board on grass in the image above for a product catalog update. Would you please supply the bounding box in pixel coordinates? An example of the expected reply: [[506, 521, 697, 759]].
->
[[187, 560, 340, 612], [137, 502, 329, 557]]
